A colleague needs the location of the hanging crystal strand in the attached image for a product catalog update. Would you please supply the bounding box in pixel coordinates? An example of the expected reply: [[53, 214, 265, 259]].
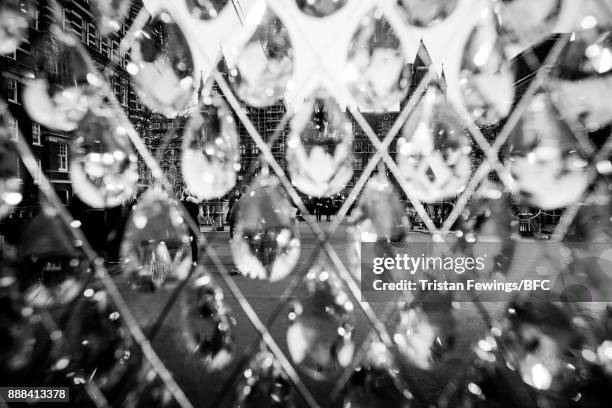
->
[[347, 172, 409, 280], [16, 205, 90, 308], [181, 82, 240, 200], [397, 0, 458, 27], [0, 118, 22, 218], [231, 174, 300, 281], [286, 262, 355, 380], [179, 266, 235, 372], [49, 285, 134, 389], [0, 0, 33, 55], [127, 10, 195, 115], [227, 1, 294, 107], [233, 345, 296, 408], [343, 8, 410, 110], [185, 0, 230, 20], [460, 5, 515, 127], [453, 181, 514, 277], [295, 0, 348, 18], [551, 0, 612, 133], [393, 292, 456, 370], [23, 28, 101, 132], [493, 0, 563, 52], [286, 90, 353, 197], [343, 340, 414, 408], [396, 84, 473, 203], [91, 0, 132, 37], [70, 107, 139, 209], [597, 306, 612, 376], [120, 186, 193, 292], [504, 91, 590, 209]]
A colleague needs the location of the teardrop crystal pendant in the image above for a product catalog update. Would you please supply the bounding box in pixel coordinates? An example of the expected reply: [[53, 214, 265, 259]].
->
[[186, 0, 230, 20], [120, 187, 193, 291], [91, 0, 132, 36], [495, 301, 583, 392], [70, 107, 139, 209], [393, 295, 456, 370], [0, 271, 45, 380], [344, 9, 410, 110], [494, 0, 562, 50], [504, 92, 590, 209], [396, 86, 472, 203], [127, 11, 195, 115], [233, 347, 296, 408], [344, 340, 414, 408], [0, 123, 22, 219], [453, 181, 514, 276], [597, 306, 612, 375], [227, 2, 294, 107], [397, 0, 458, 27], [53, 286, 133, 386], [552, 2, 612, 132], [16, 207, 90, 308], [295, 0, 347, 17], [181, 89, 239, 200], [287, 92, 353, 197], [460, 7, 515, 127], [180, 266, 235, 371], [231, 174, 300, 281], [0, 0, 32, 55], [347, 173, 409, 279], [23, 31, 100, 132], [287, 263, 355, 380]]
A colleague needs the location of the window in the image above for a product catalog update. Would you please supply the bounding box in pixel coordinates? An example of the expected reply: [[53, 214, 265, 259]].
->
[[8, 118, 18, 141], [7, 79, 18, 103], [32, 123, 41, 145], [58, 143, 68, 171], [34, 159, 42, 183]]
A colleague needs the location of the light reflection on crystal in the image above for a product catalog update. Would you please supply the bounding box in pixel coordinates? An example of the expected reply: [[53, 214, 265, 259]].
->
[[295, 0, 347, 17], [496, 301, 582, 392], [0, 0, 31, 55], [344, 9, 410, 110], [396, 86, 472, 203], [17, 209, 89, 308], [231, 175, 300, 281], [287, 263, 354, 380], [494, 0, 562, 49], [120, 187, 193, 291], [227, 2, 294, 107], [181, 90, 239, 199], [53, 287, 133, 387], [460, 7, 515, 127], [344, 340, 414, 408], [128, 12, 195, 115], [454, 181, 514, 276], [23, 33, 98, 132], [504, 92, 590, 209], [393, 297, 455, 370], [347, 174, 409, 280], [397, 0, 458, 27], [233, 347, 296, 407], [70, 108, 139, 209], [287, 92, 353, 197], [180, 267, 235, 371], [0, 124, 22, 219], [553, 2, 612, 132], [186, 0, 230, 20], [91, 0, 131, 36], [0, 272, 43, 380]]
